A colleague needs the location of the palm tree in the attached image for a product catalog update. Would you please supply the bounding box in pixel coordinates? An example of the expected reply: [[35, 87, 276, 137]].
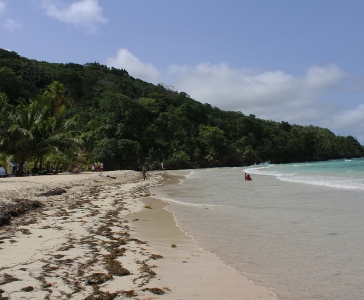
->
[[1, 96, 82, 176], [0, 93, 10, 143], [43, 81, 73, 116]]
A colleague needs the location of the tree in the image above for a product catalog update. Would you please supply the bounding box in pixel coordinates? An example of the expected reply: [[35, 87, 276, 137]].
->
[[198, 125, 227, 165], [43, 81, 73, 115], [0, 47, 363, 170], [0, 97, 81, 176], [0, 67, 23, 101], [56, 69, 83, 100]]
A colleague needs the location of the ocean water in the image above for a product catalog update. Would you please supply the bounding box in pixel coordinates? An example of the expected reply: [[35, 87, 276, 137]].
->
[[151, 158, 364, 300]]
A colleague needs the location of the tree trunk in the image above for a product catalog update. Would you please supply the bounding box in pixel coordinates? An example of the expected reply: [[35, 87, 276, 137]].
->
[[16, 159, 25, 177]]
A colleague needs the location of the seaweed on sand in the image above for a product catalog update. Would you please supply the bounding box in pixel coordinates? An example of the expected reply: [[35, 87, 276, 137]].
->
[[0, 199, 43, 227], [86, 273, 113, 285], [106, 247, 126, 259], [19, 228, 32, 235], [0, 288, 8, 300], [121, 290, 137, 297], [38, 188, 67, 197], [149, 254, 163, 260], [57, 244, 75, 251], [103, 257, 130, 276], [139, 262, 156, 277], [0, 273, 20, 285], [95, 225, 113, 237], [129, 238, 147, 245], [142, 287, 165, 295], [84, 289, 118, 300], [21, 286, 34, 292]]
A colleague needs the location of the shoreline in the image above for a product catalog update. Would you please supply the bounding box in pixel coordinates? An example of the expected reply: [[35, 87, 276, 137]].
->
[[0, 170, 275, 299], [128, 172, 276, 300]]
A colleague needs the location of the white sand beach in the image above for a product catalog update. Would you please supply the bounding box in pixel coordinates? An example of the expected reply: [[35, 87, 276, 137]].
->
[[0, 171, 275, 299]]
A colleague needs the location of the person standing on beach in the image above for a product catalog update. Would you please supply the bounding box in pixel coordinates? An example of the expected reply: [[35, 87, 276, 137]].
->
[[142, 165, 147, 180]]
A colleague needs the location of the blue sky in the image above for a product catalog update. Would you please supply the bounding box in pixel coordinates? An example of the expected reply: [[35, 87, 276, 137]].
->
[[1, 0, 364, 144]]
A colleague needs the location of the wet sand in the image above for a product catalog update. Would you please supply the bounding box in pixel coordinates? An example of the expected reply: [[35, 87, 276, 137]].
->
[[0, 171, 275, 299]]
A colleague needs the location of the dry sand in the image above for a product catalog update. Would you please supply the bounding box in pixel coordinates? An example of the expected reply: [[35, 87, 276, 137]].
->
[[0, 171, 276, 300]]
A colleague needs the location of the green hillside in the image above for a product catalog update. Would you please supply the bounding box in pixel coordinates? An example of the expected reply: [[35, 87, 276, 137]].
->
[[1, 48, 363, 173]]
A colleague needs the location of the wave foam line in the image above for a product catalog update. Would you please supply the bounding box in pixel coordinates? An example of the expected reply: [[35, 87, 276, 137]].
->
[[157, 196, 223, 208]]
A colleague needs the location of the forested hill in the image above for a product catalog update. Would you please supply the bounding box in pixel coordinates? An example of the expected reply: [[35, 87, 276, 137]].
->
[[1, 48, 363, 171]]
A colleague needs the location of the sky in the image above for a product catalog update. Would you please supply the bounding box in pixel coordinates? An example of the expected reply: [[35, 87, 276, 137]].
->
[[1, 0, 364, 144]]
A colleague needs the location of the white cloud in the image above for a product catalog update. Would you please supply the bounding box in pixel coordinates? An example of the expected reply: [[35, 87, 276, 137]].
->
[[41, 0, 108, 32], [330, 104, 364, 129], [105, 48, 364, 144], [106, 48, 160, 84], [4, 18, 22, 31], [169, 62, 364, 143], [304, 64, 347, 89], [1, 1, 23, 32], [324, 104, 364, 142], [171, 62, 348, 125], [0, 1, 6, 16]]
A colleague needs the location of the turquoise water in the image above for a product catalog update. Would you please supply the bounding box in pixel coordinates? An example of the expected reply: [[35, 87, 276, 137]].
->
[[152, 159, 364, 300], [245, 158, 364, 191]]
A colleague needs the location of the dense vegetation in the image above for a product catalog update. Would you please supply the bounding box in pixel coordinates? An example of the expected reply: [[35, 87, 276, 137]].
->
[[0, 48, 363, 173]]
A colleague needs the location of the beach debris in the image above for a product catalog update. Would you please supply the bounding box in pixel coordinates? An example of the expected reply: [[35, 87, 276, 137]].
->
[[86, 273, 113, 285], [84, 289, 118, 300], [0, 171, 171, 299], [19, 228, 32, 235], [139, 262, 156, 276], [149, 254, 163, 260], [95, 225, 113, 237], [171, 244, 177, 248], [38, 188, 67, 196], [21, 286, 34, 292], [0, 288, 6, 300], [42, 263, 59, 273], [142, 287, 165, 295], [57, 244, 75, 251], [144, 205, 152, 209], [134, 261, 157, 286], [104, 258, 130, 276], [129, 238, 148, 245], [108, 247, 126, 259], [0, 273, 21, 285], [0, 199, 43, 227], [163, 286, 171, 292], [139, 193, 151, 197], [121, 289, 137, 297]]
